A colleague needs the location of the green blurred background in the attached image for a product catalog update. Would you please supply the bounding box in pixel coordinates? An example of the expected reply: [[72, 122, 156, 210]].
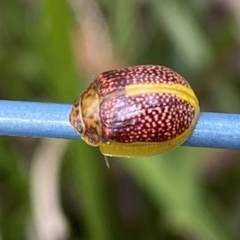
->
[[1, 0, 240, 239]]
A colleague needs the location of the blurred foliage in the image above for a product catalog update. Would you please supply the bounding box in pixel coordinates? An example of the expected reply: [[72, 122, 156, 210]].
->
[[1, 0, 240, 239]]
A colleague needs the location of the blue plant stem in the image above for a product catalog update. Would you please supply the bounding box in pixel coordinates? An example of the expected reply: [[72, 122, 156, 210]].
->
[[0, 100, 239, 149]]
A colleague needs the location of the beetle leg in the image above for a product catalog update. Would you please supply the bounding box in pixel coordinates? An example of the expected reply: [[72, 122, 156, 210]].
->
[[104, 155, 110, 168]]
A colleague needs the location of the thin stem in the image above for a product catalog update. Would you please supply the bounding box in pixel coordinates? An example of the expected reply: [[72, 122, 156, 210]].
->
[[0, 100, 240, 149]]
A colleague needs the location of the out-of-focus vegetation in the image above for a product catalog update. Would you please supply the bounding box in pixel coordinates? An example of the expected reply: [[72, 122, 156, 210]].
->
[[1, 0, 240, 239]]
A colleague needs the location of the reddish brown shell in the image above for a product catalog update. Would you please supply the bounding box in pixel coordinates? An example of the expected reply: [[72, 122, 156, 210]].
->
[[98, 65, 191, 94], [96, 65, 196, 143]]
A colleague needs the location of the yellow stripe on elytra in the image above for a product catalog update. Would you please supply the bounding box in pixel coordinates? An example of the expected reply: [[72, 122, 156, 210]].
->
[[125, 83, 198, 107]]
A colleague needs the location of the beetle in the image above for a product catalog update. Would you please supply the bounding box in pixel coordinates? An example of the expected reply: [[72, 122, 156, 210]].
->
[[69, 65, 200, 158]]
